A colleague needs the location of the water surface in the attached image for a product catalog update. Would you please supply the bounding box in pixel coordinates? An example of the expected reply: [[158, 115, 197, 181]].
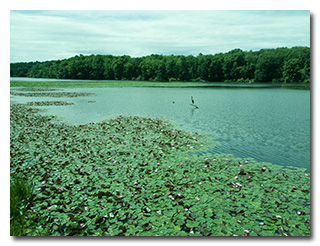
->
[[10, 86, 310, 171]]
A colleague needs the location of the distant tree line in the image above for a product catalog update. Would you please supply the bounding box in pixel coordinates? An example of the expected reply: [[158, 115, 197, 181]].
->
[[10, 47, 310, 83]]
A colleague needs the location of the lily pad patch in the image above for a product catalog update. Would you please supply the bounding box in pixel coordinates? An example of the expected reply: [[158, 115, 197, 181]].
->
[[10, 91, 95, 97], [10, 103, 310, 236], [27, 101, 74, 106]]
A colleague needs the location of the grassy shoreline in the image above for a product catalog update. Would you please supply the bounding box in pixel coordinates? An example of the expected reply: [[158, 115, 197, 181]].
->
[[10, 80, 310, 89], [10, 101, 310, 236]]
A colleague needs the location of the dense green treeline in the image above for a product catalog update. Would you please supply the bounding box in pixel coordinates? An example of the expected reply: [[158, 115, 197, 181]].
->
[[10, 47, 310, 83]]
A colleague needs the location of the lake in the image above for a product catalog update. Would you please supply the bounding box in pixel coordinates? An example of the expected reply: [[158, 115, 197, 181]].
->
[[10, 86, 310, 172]]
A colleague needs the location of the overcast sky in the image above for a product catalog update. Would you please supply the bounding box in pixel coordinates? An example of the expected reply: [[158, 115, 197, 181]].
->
[[10, 10, 310, 63]]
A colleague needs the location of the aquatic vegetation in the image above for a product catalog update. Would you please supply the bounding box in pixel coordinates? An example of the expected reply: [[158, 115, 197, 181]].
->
[[10, 80, 310, 89], [17, 88, 61, 91], [10, 91, 95, 97], [10, 103, 310, 236], [27, 101, 74, 106]]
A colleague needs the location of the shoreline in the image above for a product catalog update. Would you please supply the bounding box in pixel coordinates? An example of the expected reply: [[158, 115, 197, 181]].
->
[[10, 79, 310, 89]]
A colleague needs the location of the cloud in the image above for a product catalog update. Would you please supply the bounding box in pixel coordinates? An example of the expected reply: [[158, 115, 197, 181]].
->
[[10, 10, 310, 62]]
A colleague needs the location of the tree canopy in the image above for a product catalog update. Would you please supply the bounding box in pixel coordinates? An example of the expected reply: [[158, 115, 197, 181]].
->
[[10, 47, 310, 83]]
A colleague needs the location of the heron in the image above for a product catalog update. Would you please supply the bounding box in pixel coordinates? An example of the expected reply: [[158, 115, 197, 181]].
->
[[191, 96, 194, 104]]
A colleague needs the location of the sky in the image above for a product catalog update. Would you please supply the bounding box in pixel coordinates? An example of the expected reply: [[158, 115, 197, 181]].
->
[[10, 10, 310, 63]]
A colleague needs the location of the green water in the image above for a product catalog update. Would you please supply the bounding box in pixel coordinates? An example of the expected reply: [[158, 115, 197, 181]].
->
[[10, 86, 310, 171]]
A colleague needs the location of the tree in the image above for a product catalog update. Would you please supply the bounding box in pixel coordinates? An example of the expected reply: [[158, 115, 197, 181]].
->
[[222, 49, 246, 81], [103, 56, 115, 80], [165, 56, 178, 80], [254, 48, 289, 82], [155, 60, 167, 81], [112, 56, 127, 80], [90, 55, 105, 79], [197, 54, 211, 81], [10, 47, 310, 83], [283, 58, 302, 83], [208, 53, 224, 81], [176, 56, 189, 81]]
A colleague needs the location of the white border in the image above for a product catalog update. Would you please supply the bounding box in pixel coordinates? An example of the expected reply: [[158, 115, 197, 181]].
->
[[2, 1, 318, 245]]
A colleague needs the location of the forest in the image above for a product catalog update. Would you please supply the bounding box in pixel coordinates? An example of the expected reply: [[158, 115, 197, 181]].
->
[[10, 47, 310, 83]]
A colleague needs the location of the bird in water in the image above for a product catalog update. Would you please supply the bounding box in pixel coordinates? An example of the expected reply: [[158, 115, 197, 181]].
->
[[191, 96, 194, 104]]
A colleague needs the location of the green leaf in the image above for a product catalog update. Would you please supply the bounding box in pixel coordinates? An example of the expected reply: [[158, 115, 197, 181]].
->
[[186, 220, 199, 228]]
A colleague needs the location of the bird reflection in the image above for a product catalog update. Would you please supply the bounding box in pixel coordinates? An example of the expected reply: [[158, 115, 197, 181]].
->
[[190, 107, 197, 117]]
